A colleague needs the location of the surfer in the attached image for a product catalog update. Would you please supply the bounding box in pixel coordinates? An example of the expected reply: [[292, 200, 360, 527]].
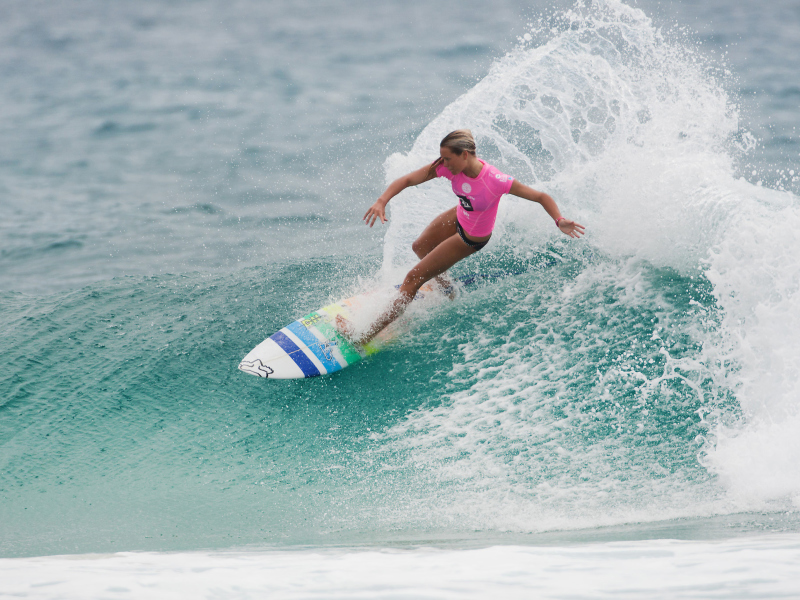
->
[[337, 129, 584, 344]]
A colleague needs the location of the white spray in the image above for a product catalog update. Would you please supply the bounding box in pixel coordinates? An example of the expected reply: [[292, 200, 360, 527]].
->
[[375, 0, 800, 531]]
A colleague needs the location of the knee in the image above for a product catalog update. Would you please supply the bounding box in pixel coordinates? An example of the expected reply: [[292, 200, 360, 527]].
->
[[411, 237, 427, 259]]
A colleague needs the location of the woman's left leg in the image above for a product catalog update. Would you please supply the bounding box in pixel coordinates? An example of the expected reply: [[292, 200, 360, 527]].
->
[[346, 234, 476, 344]]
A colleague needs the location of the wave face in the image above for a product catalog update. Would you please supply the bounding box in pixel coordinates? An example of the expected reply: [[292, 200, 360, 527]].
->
[[2, 0, 800, 559]]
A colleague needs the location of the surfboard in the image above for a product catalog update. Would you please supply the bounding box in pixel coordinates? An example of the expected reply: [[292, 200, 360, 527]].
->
[[238, 269, 533, 380], [238, 280, 445, 379]]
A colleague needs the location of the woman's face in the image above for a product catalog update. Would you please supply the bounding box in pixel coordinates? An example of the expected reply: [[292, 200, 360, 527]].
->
[[439, 146, 470, 174]]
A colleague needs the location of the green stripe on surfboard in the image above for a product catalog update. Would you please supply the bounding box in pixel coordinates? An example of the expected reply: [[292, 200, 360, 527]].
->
[[305, 307, 363, 365]]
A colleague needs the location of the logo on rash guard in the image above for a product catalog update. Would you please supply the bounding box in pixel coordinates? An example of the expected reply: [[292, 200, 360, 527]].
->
[[461, 183, 472, 194], [458, 195, 474, 211]]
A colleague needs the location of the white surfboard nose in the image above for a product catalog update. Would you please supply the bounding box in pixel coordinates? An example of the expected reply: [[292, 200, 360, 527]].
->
[[239, 338, 309, 379]]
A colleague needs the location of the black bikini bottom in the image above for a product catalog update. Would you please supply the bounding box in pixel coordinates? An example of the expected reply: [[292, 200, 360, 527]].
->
[[457, 221, 490, 251]]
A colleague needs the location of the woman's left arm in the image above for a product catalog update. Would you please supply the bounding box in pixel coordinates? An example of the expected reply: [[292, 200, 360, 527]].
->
[[509, 180, 585, 239]]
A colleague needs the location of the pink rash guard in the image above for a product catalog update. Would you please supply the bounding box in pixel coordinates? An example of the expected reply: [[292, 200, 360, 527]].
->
[[435, 159, 514, 237]]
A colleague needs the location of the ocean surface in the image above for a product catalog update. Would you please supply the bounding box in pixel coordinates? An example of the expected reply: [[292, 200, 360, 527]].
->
[[2, 0, 800, 597]]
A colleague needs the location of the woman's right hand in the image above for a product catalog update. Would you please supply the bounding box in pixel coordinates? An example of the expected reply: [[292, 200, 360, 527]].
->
[[363, 161, 437, 227], [363, 201, 388, 227]]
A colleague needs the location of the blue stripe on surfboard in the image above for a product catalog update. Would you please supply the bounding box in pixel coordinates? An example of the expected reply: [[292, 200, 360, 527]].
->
[[271, 331, 321, 378], [286, 321, 342, 374]]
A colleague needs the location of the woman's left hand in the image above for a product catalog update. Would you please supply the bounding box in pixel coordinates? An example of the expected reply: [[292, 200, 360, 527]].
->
[[557, 219, 585, 238]]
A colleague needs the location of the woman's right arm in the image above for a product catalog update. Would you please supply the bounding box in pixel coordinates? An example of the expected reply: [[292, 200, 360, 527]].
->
[[363, 161, 439, 227]]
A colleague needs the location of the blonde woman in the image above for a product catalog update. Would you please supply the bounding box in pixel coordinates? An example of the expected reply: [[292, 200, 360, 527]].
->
[[338, 129, 584, 344]]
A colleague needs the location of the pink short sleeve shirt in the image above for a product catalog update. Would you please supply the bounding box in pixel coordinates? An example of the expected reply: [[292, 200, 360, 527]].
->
[[435, 159, 514, 237]]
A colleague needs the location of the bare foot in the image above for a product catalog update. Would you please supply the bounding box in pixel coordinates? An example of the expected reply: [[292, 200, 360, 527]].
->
[[334, 314, 362, 344]]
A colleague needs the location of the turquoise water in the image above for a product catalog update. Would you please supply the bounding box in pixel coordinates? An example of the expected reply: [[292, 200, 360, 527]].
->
[[2, 0, 800, 593], [6, 252, 798, 559]]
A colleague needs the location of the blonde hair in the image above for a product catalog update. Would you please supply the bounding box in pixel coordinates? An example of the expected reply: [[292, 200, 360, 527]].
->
[[440, 129, 477, 155], [429, 129, 477, 176]]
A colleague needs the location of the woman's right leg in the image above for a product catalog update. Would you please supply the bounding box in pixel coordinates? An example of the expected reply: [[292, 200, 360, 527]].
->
[[411, 207, 458, 291], [411, 207, 458, 259], [336, 208, 463, 344], [345, 233, 476, 344]]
